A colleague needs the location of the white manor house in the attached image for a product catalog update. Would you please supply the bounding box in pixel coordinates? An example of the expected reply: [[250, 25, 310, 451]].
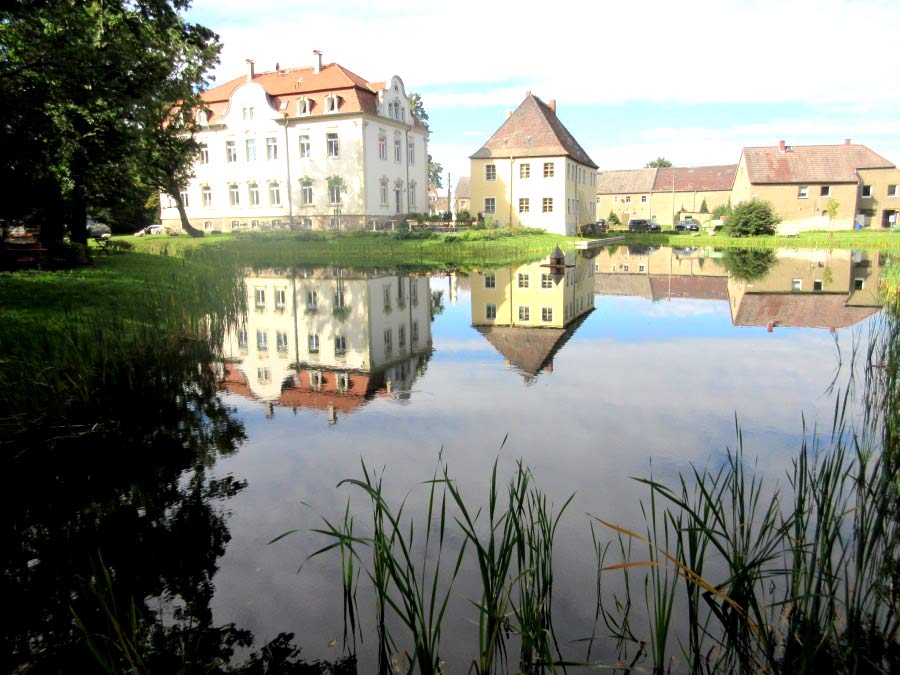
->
[[160, 52, 429, 232]]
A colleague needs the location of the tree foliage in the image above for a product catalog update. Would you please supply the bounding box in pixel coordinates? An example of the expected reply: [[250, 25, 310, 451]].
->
[[712, 200, 733, 220], [645, 157, 673, 168], [726, 199, 781, 237], [699, 198, 709, 214], [0, 0, 220, 242], [407, 92, 429, 130], [608, 211, 621, 227], [429, 155, 444, 189]]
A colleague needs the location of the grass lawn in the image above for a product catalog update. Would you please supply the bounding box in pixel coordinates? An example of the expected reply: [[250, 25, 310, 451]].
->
[[618, 228, 900, 250]]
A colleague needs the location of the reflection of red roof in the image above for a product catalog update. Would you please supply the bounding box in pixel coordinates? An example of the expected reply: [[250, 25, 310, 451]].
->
[[277, 370, 383, 413], [742, 144, 893, 184], [649, 276, 729, 301], [652, 165, 737, 192], [219, 364, 254, 399], [475, 312, 591, 378], [733, 294, 880, 329]]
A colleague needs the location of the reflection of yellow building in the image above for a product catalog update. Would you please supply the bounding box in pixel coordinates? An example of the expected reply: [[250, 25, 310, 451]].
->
[[727, 249, 883, 329], [470, 251, 595, 379], [216, 268, 432, 418], [593, 246, 728, 300]]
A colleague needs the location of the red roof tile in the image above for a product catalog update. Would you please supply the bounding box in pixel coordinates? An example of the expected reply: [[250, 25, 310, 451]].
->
[[733, 293, 880, 329], [742, 143, 894, 184], [652, 165, 737, 192], [470, 95, 597, 168]]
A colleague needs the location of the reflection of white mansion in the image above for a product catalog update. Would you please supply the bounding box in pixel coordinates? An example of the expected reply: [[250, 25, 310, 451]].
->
[[217, 268, 432, 417], [161, 52, 429, 232]]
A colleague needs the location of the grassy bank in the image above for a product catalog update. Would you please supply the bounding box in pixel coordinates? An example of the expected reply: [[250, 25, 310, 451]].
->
[[621, 228, 900, 250], [121, 229, 584, 269]]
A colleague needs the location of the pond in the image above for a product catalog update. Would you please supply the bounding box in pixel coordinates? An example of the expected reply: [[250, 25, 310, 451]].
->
[[4, 244, 894, 673]]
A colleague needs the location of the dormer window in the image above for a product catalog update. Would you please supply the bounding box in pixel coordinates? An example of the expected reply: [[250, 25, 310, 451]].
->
[[197, 110, 208, 125], [297, 97, 312, 115], [325, 94, 340, 113]]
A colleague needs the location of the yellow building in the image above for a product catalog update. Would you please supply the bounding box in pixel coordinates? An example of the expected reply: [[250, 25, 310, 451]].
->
[[454, 176, 471, 216], [596, 165, 736, 227], [732, 140, 895, 232], [470, 250, 595, 380], [856, 167, 900, 229], [469, 94, 598, 236]]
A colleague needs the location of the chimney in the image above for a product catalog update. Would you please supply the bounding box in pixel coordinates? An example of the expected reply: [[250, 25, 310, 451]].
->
[[778, 139, 786, 152], [313, 50, 323, 74], [548, 99, 557, 114], [844, 138, 851, 145], [245, 59, 255, 82], [506, 110, 512, 119]]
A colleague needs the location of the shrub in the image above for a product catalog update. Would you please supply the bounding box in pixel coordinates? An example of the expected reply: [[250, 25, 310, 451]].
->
[[607, 211, 621, 227], [712, 200, 733, 220], [720, 248, 777, 282], [699, 198, 709, 214], [47, 241, 91, 268], [414, 212, 426, 225], [726, 199, 780, 237], [106, 240, 134, 254]]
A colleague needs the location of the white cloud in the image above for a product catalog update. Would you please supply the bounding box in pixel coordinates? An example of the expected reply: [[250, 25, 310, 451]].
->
[[191, 0, 900, 107]]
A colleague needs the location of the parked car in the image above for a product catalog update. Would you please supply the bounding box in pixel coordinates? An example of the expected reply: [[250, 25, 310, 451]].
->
[[674, 220, 700, 232], [628, 219, 661, 232], [134, 224, 164, 237]]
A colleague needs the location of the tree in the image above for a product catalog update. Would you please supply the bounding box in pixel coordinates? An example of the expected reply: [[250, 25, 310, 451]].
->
[[327, 175, 348, 229], [0, 1, 220, 243], [608, 211, 621, 227], [726, 199, 781, 237], [712, 200, 732, 220], [407, 92, 429, 130], [428, 155, 444, 189], [645, 157, 673, 168], [699, 198, 710, 214]]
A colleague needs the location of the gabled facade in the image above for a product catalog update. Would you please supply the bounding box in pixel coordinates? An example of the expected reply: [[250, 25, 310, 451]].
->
[[469, 94, 598, 236], [732, 140, 895, 231], [161, 54, 428, 232]]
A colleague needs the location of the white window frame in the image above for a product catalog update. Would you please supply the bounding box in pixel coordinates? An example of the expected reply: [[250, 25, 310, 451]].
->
[[518, 306, 530, 321], [484, 273, 496, 289], [798, 186, 809, 199], [378, 134, 387, 160], [245, 138, 257, 161], [541, 306, 553, 322], [229, 184, 240, 207], [486, 304, 497, 320], [820, 186, 830, 197], [327, 133, 339, 158], [519, 197, 529, 213], [861, 185, 872, 198], [887, 184, 898, 198], [543, 162, 554, 178], [542, 197, 553, 213], [518, 272, 529, 288], [485, 164, 496, 181], [266, 137, 278, 160], [269, 182, 281, 206], [199, 143, 209, 164], [248, 183, 260, 206], [300, 180, 313, 205], [520, 163, 530, 179], [225, 140, 237, 163], [484, 197, 496, 214], [299, 135, 311, 158]]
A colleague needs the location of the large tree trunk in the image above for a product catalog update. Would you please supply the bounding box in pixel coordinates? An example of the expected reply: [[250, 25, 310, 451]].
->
[[169, 185, 203, 238], [69, 180, 88, 245]]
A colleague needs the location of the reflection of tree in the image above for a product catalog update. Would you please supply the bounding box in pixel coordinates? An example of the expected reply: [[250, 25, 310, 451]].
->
[[431, 289, 444, 320], [720, 248, 778, 283], [2, 336, 351, 674], [627, 245, 658, 256]]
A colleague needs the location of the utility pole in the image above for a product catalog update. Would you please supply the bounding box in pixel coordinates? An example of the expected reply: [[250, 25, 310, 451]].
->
[[447, 172, 451, 222]]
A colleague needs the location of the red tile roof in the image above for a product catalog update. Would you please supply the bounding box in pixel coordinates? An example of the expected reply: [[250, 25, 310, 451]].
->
[[199, 63, 426, 129], [470, 94, 597, 168], [742, 143, 894, 184], [597, 168, 657, 194], [649, 276, 729, 301], [652, 165, 737, 192]]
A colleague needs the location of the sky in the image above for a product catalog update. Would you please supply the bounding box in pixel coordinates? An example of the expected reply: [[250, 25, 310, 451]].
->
[[185, 0, 900, 191]]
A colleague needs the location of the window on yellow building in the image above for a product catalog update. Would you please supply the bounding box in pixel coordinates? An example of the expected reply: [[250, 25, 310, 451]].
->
[[520, 164, 530, 178], [484, 197, 496, 214], [485, 164, 496, 181], [625, 196, 631, 203], [820, 186, 830, 197], [485, 304, 496, 320], [519, 198, 529, 213], [543, 162, 554, 178], [542, 197, 553, 213], [541, 307, 553, 322], [862, 185, 872, 198], [798, 186, 808, 199], [641, 195, 647, 203], [518, 306, 530, 321], [484, 273, 496, 288], [888, 185, 897, 197], [518, 273, 529, 288]]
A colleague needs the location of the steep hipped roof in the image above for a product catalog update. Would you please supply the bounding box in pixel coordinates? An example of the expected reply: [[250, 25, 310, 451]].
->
[[470, 95, 598, 168], [455, 176, 471, 199], [597, 168, 657, 194], [742, 143, 894, 184], [653, 165, 737, 192], [199, 63, 426, 129], [732, 293, 880, 329]]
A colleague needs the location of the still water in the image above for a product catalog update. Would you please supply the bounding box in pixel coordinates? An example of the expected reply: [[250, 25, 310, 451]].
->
[[5, 245, 888, 672], [203, 246, 885, 669]]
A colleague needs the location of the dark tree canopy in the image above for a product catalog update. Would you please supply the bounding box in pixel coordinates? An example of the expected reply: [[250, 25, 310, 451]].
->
[[0, 0, 220, 242], [726, 199, 781, 237], [720, 248, 778, 282], [645, 157, 673, 168]]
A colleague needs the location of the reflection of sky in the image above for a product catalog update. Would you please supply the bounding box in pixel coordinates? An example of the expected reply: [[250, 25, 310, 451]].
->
[[209, 271, 879, 669]]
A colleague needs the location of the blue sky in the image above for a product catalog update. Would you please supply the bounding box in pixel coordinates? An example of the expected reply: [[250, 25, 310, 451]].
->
[[186, 0, 900, 189]]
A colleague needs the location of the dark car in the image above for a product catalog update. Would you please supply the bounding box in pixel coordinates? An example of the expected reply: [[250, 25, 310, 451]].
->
[[628, 219, 661, 232], [674, 220, 700, 232], [86, 221, 111, 238]]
